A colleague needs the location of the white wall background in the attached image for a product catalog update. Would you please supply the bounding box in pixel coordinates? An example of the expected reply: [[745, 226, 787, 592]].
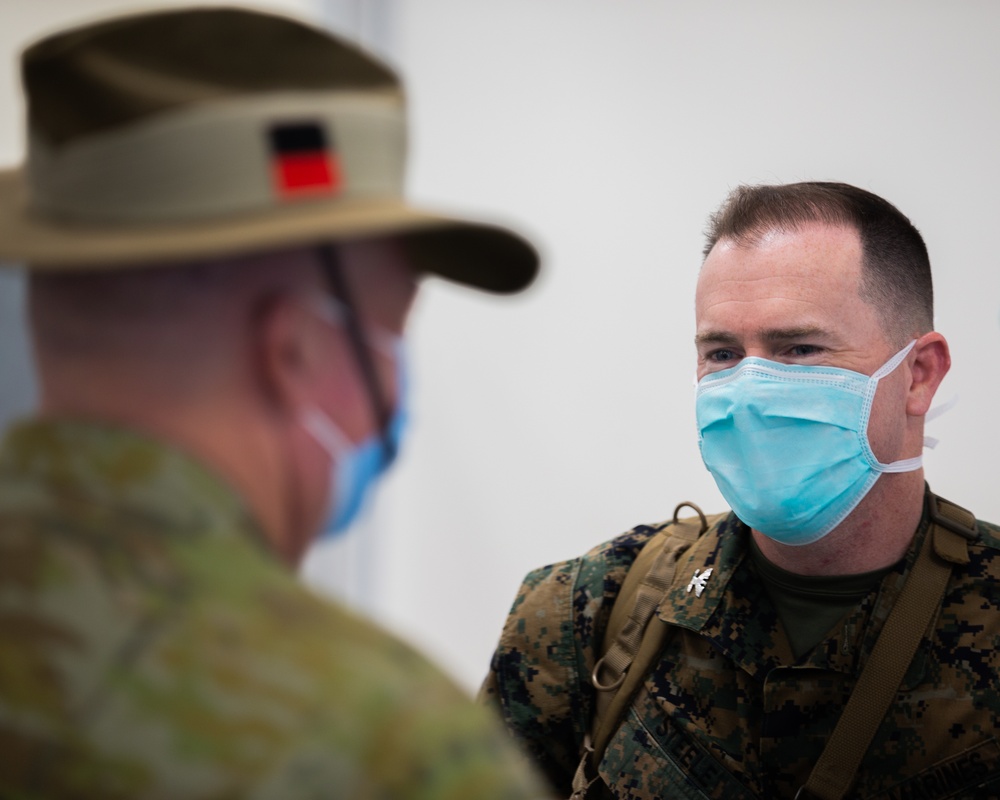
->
[[3, 1, 1000, 694]]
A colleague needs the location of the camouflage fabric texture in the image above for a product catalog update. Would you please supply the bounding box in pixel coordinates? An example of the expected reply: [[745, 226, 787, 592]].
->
[[481, 495, 1000, 799], [0, 420, 549, 800]]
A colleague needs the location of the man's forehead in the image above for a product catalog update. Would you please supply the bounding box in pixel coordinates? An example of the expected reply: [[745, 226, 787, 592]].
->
[[697, 222, 863, 297]]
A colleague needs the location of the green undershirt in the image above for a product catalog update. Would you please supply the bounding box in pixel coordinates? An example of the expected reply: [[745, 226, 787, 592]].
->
[[749, 537, 898, 660]]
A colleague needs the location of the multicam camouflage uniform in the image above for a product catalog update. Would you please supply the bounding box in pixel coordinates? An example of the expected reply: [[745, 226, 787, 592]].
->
[[0, 420, 548, 800], [482, 500, 1000, 799]]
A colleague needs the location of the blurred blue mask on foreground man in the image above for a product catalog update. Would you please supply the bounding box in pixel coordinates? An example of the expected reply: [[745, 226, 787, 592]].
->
[[0, 7, 550, 798]]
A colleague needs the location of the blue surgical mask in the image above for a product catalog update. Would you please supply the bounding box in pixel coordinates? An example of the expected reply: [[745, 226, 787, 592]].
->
[[302, 346, 408, 536], [301, 298, 409, 537], [696, 340, 921, 546]]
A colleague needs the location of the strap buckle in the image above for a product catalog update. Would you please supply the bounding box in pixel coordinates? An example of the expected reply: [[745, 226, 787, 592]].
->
[[927, 492, 978, 541]]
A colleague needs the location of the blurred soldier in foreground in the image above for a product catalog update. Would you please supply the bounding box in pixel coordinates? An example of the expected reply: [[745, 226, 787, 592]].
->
[[0, 7, 547, 798], [483, 182, 1000, 799]]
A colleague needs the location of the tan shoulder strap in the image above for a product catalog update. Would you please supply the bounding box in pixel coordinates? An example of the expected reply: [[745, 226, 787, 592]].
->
[[796, 493, 978, 800], [570, 502, 725, 799]]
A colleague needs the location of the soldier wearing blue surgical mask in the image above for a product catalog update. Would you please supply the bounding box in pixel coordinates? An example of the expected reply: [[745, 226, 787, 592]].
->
[[483, 182, 1000, 800]]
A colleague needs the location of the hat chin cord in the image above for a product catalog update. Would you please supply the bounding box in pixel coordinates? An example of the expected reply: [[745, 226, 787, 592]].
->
[[317, 244, 397, 463]]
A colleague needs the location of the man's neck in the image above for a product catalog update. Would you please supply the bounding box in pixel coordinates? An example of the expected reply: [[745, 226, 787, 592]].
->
[[751, 473, 926, 576], [38, 396, 299, 567]]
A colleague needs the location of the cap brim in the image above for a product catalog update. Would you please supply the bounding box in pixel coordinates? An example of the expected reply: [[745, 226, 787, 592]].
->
[[0, 169, 538, 294]]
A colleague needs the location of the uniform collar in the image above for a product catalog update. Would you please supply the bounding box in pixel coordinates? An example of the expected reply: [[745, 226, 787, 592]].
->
[[656, 511, 747, 631], [654, 507, 934, 686]]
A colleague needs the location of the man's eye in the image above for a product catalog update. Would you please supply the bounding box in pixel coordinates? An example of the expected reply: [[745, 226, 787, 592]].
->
[[710, 349, 739, 363], [788, 344, 820, 357]]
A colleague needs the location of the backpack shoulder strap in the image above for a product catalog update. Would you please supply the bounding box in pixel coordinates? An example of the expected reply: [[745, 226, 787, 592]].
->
[[797, 492, 978, 800], [570, 502, 726, 798]]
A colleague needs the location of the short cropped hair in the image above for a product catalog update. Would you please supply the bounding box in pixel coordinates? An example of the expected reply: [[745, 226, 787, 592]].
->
[[703, 182, 934, 344]]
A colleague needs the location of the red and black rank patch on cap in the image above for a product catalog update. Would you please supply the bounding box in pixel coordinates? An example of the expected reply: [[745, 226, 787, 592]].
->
[[269, 121, 343, 199]]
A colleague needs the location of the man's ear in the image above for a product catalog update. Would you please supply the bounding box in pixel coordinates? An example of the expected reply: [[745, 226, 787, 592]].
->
[[907, 332, 951, 417], [254, 293, 324, 418]]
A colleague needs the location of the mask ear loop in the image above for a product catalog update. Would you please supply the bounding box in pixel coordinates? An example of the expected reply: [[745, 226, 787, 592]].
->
[[862, 340, 924, 472], [922, 394, 958, 449], [317, 244, 398, 464]]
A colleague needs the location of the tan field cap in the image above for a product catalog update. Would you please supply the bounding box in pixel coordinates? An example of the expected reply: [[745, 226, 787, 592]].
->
[[0, 6, 538, 293]]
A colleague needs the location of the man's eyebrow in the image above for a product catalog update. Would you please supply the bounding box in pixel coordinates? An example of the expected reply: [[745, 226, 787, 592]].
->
[[759, 326, 828, 344], [694, 326, 830, 348], [694, 330, 740, 348]]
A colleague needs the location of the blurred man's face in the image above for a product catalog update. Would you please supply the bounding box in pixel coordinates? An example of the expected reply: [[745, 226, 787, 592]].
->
[[290, 240, 417, 545]]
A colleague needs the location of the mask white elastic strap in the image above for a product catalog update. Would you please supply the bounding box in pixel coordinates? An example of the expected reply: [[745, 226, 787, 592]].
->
[[868, 341, 922, 473], [870, 339, 917, 381], [302, 406, 351, 460], [878, 454, 924, 473], [874, 389, 950, 472], [309, 296, 401, 359], [922, 394, 958, 449], [862, 340, 918, 443], [925, 394, 957, 423]]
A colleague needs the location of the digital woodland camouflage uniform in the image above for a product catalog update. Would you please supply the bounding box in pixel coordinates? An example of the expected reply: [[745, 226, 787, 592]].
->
[[0, 420, 549, 800], [482, 497, 1000, 799]]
